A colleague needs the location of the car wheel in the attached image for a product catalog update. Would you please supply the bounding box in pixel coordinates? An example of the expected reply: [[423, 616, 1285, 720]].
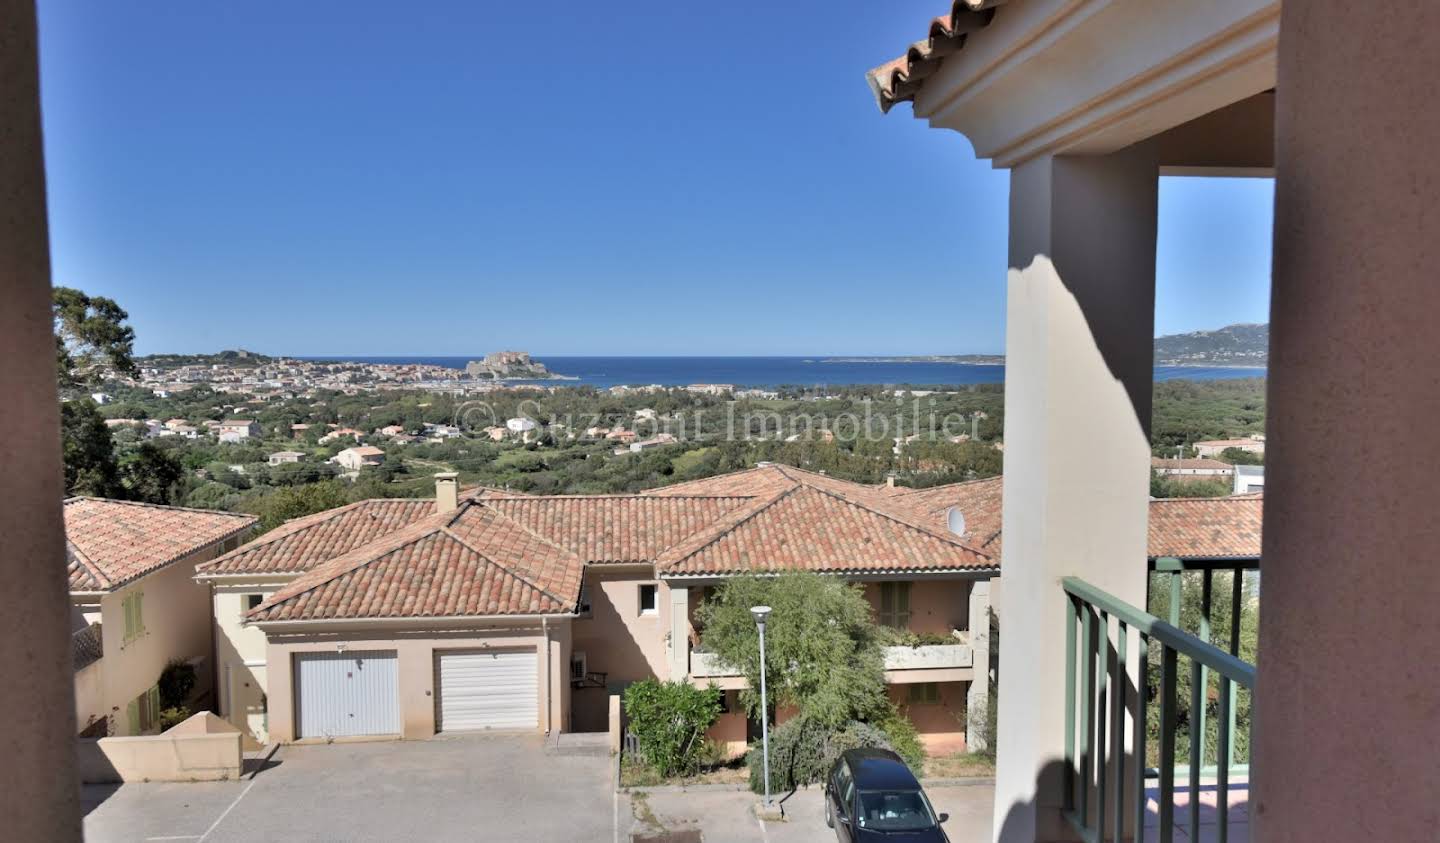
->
[[824, 796, 834, 828]]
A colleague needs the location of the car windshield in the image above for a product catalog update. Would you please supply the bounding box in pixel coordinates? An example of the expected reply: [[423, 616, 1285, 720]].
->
[[855, 789, 937, 832]]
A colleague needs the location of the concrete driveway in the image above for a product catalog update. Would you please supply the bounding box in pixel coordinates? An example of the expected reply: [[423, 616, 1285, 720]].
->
[[628, 781, 995, 843], [83, 734, 616, 842]]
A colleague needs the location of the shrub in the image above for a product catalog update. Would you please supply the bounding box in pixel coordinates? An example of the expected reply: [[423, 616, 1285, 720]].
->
[[157, 658, 197, 709], [623, 679, 723, 777], [158, 706, 192, 732], [746, 715, 912, 794], [876, 705, 925, 770]]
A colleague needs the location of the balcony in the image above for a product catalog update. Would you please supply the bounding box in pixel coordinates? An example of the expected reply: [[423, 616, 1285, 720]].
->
[[687, 638, 975, 684], [882, 642, 972, 671], [688, 648, 738, 679]]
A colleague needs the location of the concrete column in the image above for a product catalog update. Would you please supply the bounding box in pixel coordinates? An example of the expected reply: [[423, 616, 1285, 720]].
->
[[966, 580, 992, 752], [1256, 2, 1440, 840], [992, 144, 1157, 842], [0, 0, 82, 838], [667, 586, 689, 681]]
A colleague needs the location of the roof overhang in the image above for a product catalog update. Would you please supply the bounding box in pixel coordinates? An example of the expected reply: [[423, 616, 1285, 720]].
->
[[660, 568, 998, 587], [883, 0, 1280, 168], [249, 612, 577, 633]]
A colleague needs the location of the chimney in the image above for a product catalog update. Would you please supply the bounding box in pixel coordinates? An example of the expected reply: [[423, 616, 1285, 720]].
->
[[886, 473, 897, 489], [434, 472, 459, 514]]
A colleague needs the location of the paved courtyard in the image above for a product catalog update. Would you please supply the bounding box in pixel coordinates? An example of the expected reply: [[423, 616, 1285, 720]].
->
[[83, 734, 615, 842]]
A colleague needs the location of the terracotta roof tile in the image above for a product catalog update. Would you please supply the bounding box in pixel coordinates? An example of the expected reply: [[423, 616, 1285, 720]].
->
[[1148, 497, 1263, 560], [195, 498, 438, 577], [64, 497, 257, 592], [865, 1, 1004, 113], [250, 502, 581, 622], [657, 482, 996, 576], [885, 476, 1004, 555], [482, 495, 754, 564]]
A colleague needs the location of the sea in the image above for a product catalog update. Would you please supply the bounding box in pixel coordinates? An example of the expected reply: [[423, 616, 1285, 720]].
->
[[303, 356, 1265, 390]]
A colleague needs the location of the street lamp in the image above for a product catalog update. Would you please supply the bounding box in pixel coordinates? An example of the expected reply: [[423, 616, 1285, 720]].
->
[[751, 605, 773, 806]]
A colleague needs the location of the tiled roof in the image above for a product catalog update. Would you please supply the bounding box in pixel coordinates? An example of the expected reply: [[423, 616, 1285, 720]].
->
[[1148, 497, 1263, 560], [195, 498, 438, 577], [482, 495, 754, 564], [65, 497, 257, 592], [886, 476, 1004, 555], [250, 502, 581, 622], [657, 483, 996, 576], [73, 622, 103, 671], [865, 1, 1005, 114]]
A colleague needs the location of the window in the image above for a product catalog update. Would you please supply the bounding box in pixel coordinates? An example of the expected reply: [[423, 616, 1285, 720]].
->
[[122, 591, 146, 643], [908, 682, 941, 705], [570, 651, 588, 683], [577, 582, 592, 617], [245, 594, 263, 611], [718, 690, 731, 714], [878, 582, 911, 628], [128, 685, 161, 734], [638, 584, 658, 616]]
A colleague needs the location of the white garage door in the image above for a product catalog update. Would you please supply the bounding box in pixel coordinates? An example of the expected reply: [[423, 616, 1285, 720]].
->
[[436, 649, 538, 732], [295, 650, 399, 739]]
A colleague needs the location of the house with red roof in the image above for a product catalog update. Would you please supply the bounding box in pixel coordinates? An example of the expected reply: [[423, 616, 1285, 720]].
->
[[192, 464, 1261, 756], [65, 498, 256, 737]]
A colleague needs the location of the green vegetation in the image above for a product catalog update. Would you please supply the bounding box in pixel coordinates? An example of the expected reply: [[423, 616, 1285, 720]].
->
[[696, 573, 925, 794], [698, 573, 886, 726], [621, 680, 723, 778], [1150, 378, 1266, 448], [1145, 570, 1258, 768]]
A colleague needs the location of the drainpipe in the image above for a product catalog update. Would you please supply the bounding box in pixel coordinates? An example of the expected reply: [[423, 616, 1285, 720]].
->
[[542, 617, 552, 736]]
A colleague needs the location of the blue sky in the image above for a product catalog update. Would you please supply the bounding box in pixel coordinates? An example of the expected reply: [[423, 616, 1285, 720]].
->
[[36, 0, 1273, 357]]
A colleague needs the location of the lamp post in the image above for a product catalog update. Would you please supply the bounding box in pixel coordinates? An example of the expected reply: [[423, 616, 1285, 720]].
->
[[751, 605, 773, 806]]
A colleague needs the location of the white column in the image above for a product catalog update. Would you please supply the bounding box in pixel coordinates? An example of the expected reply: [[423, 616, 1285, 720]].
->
[[993, 144, 1157, 842], [966, 579, 993, 752], [667, 586, 690, 681]]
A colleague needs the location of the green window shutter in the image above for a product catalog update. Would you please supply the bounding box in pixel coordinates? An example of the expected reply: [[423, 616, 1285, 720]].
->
[[122, 595, 134, 642], [135, 592, 145, 634], [897, 583, 911, 628], [127, 700, 139, 735], [879, 583, 894, 627]]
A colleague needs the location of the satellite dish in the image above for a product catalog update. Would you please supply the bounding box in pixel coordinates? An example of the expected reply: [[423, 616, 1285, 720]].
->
[[946, 506, 967, 537]]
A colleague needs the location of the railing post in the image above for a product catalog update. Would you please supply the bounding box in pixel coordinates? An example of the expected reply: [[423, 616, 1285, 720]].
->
[[1216, 676, 1232, 843], [1133, 632, 1148, 841], [1080, 605, 1096, 829], [1111, 621, 1127, 843], [1065, 594, 1078, 813], [1159, 646, 1177, 843], [1228, 570, 1243, 771]]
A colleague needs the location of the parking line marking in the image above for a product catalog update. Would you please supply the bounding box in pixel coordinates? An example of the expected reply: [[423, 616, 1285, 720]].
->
[[197, 779, 257, 842], [755, 812, 768, 843]]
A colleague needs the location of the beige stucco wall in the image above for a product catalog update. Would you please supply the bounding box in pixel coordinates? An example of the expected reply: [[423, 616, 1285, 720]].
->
[[862, 579, 972, 636], [76, 712, 242, 784], [210, 579, 292, 742], [889, 681, 969, 755], [88, 543, 227, 736], [264, 621, 571, 743], [570, 566, 669, 731], [73, 660, 104, 734]]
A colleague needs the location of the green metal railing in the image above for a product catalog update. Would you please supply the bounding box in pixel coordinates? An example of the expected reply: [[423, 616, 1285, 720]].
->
[[1062, 571, 1257, 843]]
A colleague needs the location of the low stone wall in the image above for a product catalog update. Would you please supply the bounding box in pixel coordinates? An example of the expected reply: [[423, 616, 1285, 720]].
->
[[77, 712, 243, 783]]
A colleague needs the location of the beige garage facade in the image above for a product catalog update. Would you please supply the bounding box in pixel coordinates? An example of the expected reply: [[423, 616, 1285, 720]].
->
[[262, 620, 572, 743]]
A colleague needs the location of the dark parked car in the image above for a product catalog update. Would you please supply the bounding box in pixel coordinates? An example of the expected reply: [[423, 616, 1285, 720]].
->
[[823, 747, 949, 841]]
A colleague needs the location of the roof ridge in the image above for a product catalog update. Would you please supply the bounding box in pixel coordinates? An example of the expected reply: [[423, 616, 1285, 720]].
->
[[787, 482, 995, 559], [654, 485, 802, 570], [64, 495, 258, 521], [66, 543, 114, 591], [250, 515, 453, 616], [196, 497, 429, 573], [438, 524, 574, 609]]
